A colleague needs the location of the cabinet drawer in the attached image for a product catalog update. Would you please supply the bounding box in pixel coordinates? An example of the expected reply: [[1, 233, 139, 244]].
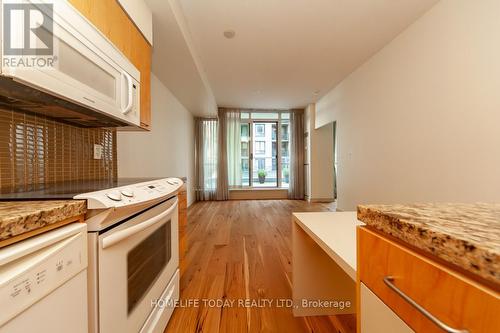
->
[[358, 227, 500, 333], [178, 207, 187, 228], [177, 188, 187, 210], [178, 198, 187, 211]]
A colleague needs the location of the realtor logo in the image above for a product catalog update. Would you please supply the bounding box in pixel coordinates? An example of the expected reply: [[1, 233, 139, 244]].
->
[[2, 1, 56, 68]]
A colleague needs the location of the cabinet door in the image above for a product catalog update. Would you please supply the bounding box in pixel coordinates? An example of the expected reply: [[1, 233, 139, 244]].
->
[[68, 0, 152, 130], [360, 283, 414, 333]]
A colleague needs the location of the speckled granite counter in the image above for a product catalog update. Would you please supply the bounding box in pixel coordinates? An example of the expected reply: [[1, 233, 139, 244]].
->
[[357, 203, 500, 286], [0, 201, 86, 242]]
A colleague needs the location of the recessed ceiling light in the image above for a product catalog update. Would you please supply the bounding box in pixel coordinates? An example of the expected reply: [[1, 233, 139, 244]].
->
[[223, 30, 236, 39], [313, 90, 320, 96]]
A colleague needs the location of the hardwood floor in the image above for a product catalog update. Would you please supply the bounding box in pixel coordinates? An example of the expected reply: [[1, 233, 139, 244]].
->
[[165, 200, 356, 333]]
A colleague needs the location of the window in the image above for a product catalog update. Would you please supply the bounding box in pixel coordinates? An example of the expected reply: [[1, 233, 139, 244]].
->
[[281, 142, 289, 157], [281, 118, 290, 188], [242, 159, 249, 186], [257, 158, 265, 170], [252, 112, 279, 120], [255, 141, 265, 154], [242, 159, 249, 171], [252, 122, 278, 187], [201, 119, 218, 191], [281, 123, 289, 141], [228, 111, 293, 188], [241, 123, 249, 139], [281, 156, 289, 187], [281, 112, 290, 120], [241, 123, 250, 186], [255, 124, 265, 137], [241, 142, 249, 157]]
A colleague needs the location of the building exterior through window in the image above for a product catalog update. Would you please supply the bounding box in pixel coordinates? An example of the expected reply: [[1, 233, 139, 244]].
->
[[239, 111, 290, 188]]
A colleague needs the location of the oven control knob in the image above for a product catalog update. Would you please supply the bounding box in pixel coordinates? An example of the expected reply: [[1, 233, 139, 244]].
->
[[121, 189, 134, 197], [106, 191, 122, 201]]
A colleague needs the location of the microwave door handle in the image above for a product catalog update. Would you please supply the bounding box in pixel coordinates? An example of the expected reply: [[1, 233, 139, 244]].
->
[[121, 71, 133, 115], [101, 198, 178, 249]]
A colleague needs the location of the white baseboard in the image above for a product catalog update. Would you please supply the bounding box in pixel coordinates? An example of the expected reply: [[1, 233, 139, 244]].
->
[[308, 197, 335, 203]]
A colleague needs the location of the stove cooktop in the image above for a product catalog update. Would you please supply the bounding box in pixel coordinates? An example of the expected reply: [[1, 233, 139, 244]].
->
[[0, 178, 162, 200]]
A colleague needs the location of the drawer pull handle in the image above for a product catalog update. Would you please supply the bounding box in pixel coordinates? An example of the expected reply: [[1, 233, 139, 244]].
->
[[383, 276, 469, 333]]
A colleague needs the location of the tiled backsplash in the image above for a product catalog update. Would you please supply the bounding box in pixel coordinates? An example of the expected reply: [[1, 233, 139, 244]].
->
[[0, 108, 117, 192]]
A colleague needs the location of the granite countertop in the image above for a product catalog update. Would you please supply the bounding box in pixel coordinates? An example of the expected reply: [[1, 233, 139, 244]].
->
[[357, 203, 500, 287], [0, 201, 87, 242]]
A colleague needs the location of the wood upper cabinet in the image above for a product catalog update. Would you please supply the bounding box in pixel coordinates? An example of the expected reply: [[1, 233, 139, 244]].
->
[[68, 0, 152, 130]]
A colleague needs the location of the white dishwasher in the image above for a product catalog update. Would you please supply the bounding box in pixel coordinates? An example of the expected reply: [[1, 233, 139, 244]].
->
[[0, 223, 88, 333]]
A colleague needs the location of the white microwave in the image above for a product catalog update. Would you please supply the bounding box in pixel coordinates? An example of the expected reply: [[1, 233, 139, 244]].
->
[[0, 0, 140, 127]]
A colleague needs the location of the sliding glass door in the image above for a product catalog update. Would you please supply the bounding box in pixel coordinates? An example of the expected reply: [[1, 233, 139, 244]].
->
[[241, 123, 250, 186], [252, 121, 278, 187], [238, 111, 291, 188]]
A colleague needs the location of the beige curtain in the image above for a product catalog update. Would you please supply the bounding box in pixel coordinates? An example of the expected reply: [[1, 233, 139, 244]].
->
[[216, 109, 229, 200], [226, 110, 242, 187], [194, 118, 218, 201], [288, 109, 305, 199]]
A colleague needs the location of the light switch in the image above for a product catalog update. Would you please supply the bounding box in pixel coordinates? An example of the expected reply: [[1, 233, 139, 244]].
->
[[93, 144, 103, 160]]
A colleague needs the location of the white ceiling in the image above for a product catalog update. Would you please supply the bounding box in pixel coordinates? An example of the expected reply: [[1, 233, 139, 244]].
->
[[177, 0, 439, 110], [145, 0, 217, 116]]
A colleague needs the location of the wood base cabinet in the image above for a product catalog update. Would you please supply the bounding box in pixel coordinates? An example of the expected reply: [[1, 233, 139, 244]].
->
[[178, 185, 188, 276], [357, 227, 500, 333]]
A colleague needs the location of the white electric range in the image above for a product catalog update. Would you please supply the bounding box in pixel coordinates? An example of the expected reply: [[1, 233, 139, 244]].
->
[[74, 177, 183, 333], [0, 177, 183, 333]]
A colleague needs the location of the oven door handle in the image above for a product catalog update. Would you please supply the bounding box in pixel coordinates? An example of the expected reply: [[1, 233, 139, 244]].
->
[[101, 198, 178, 249]]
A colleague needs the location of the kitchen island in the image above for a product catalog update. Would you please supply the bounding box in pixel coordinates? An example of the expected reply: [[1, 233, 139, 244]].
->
[[358, 203, 500, 286], [357, 203, 500, 333], [292, 211, 363, 317]]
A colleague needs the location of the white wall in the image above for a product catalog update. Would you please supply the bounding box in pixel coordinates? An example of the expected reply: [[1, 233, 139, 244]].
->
[[315, 0, 500, 210], [305, 104, 335, 201], [117, 0, 153, 44], [146, 0, 218, 117], [118, 73, 195, 206]]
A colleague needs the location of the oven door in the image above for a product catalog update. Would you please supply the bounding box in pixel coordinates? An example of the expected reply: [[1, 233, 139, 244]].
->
[[97, 197, 178, 333]]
